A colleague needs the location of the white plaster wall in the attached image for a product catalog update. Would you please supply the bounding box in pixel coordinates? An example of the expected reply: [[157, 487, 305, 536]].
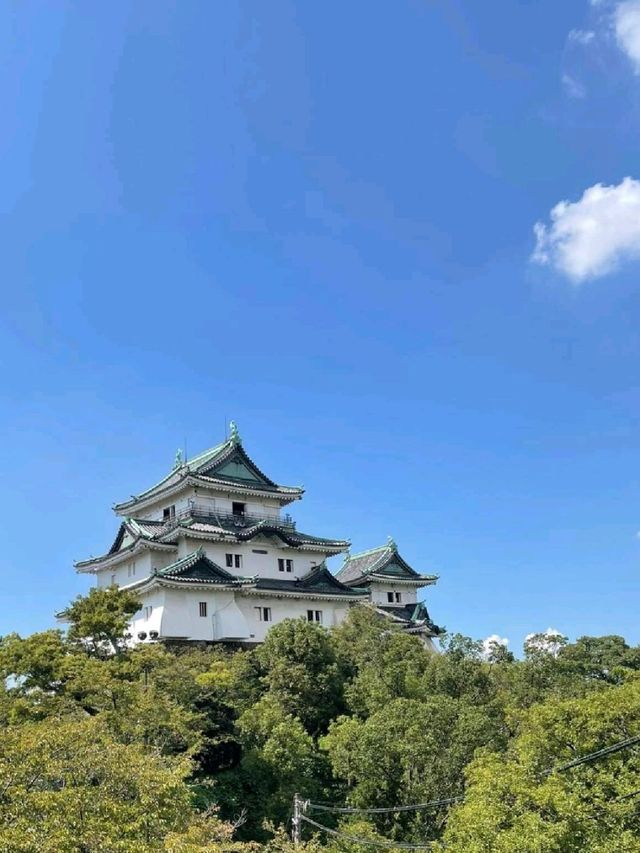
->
[[96, 551, 155, 588], [129, 588, 165, 640], [128, 587, 357, 645], [235, 594, 355, 643], [177, 536, 331, 580], [369, 583, 418, 605], [131, 587, 253, 642], [130, 487, 285, 523]]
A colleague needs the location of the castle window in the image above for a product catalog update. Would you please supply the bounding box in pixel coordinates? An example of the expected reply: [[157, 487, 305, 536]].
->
[[395, 592, 402, 603], [232, 502, 245, 517], [199, 602, 208, 618], [387, 592, 394, 603], [255, 606, 272, 622], [226, 553, 243, 569], [278, 558, 293, 573], [163, 505, 176, 521], [307, 610, 323, 624], [143, 606, 153, 620]]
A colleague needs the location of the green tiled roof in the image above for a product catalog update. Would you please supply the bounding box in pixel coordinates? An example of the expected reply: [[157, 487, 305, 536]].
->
[[336, 539, 437, 586], [165, 514, 348, 551], [114, 427, 303, 512], [377, 601, 444, 636], [155, 549, 240, 585], [251, 563, 368, 597]]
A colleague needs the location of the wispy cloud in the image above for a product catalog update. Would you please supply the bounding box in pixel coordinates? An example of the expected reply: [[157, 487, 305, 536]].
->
[[568, 28, 596, 45], [615, 1, 640, 72], [562, 72, 587, 98], [533, 177, 640, 282]]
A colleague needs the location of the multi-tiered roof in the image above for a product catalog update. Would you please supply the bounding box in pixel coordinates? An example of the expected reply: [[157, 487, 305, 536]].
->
[[74, 425, 443, 641], [121, 546, 365, 601], [77, 425, 350, 574], [337, 538, 443, 637], [113, 422, 304, 516]]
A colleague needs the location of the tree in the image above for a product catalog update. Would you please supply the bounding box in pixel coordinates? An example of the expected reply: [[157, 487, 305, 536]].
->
[[0, 630, 67, 693], [0, 716, 194, 852], [444, 679, 640, 852], [523, 629, 568, 662], [256, 619, 344, 735], [322, 696, 504, 843], [558, 635, 640, 684], [65, 586, 141, 657], [216, 695, 328, 839], [162, 808, 258, 853]]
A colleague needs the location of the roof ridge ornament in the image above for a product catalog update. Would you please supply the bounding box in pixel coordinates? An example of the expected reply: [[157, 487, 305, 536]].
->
[[387, 535, 397, 552], [174, 448, 183, 469], [229, 420, 242, 445]]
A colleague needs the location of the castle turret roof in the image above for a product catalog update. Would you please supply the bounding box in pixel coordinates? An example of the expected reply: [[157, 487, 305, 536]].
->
[[113, 425, 304, 514], [336, 538, 438, 587]]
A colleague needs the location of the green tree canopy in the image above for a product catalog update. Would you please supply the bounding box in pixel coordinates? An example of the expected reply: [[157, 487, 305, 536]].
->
[[444, 679, 640, 853], [65, 586, 141, 657]]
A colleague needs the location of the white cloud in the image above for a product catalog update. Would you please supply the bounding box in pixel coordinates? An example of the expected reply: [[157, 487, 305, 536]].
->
[[615, 1, 640, 72], [532, 177, 640, 282], [524, 628, 566, 657], [482, 634, 509, 657]]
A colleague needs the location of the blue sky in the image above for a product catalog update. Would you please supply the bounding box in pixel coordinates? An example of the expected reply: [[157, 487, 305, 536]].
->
[[2, 0, 640, 652]]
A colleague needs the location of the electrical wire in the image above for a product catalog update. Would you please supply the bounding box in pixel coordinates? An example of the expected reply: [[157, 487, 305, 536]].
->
[[614, 788, 640, 803], [307, 797, 463, 815], [303, 732, 640, 819], [551, 734, 640, 774], [299, 814, 440, 850]]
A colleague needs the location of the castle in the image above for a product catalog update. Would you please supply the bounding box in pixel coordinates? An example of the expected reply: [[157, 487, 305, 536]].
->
[[76, 423, 443, 648]]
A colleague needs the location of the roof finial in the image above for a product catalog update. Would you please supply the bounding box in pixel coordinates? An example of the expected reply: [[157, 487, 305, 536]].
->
[[387, 535, 397, 552], [174, 448, 183, 469], [229, 420, 241, 445]]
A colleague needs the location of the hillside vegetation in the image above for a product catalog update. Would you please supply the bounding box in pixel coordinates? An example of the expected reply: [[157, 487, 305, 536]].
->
[[1, 588, 639, 852]]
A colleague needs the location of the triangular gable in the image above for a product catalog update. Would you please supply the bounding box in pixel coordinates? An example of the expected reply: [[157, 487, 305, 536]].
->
[[158, 551, 236, 584], [298, 564, 364, 595], [215, 458, 263, 483], [108, 522, 138, 555], [197, 445, 278, 488], [374, 556, 420, 579]]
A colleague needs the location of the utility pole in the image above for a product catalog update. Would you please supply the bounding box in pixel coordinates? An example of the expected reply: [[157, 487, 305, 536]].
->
[[292, 793, 302, 845]]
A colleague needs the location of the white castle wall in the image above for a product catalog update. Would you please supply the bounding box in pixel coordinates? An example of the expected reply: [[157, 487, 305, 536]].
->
[[128, 586, 356, 644]]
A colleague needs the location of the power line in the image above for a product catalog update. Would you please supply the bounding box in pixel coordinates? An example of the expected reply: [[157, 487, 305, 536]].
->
[[297, 731, 640, 846], [551, 734, 640, 774], [307, 797, 463, 815], [614, 788, 640, 803], [299, 814, 440, 850]]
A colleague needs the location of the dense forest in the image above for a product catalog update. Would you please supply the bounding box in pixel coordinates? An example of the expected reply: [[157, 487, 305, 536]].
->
[[1, 588, 640, 852]]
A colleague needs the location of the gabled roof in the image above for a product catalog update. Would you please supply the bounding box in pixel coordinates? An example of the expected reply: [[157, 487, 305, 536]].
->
[[75, 518, 177, 571], [376, 601, 444, 636], [248, 563, 368, 598], [113, 424, 304, 513], [336, 538, 438, 586], [154, 548, 239, 585], [107, 518, 165, 555]]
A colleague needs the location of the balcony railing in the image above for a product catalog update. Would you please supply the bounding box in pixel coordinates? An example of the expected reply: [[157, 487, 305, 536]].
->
[[165, 503, 296, 531]]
